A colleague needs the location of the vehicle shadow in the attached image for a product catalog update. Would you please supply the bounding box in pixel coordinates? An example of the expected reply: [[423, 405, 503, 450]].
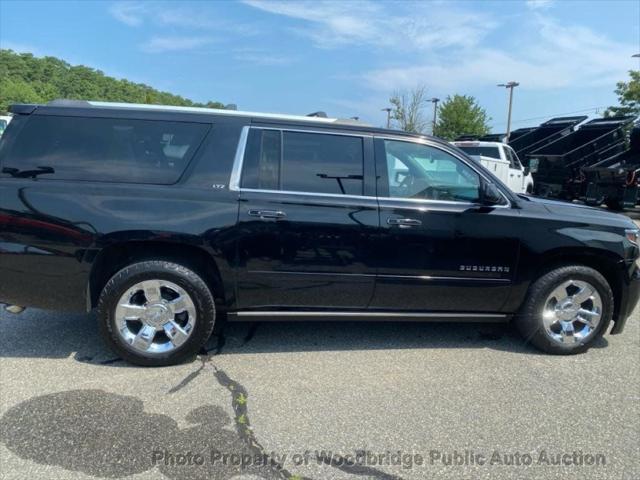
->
[[0, 308, 609, 365]]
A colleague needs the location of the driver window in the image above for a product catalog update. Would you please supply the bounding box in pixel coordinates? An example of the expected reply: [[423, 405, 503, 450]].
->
[[383, 139, 480, 203], [505, 147, 522, 169]]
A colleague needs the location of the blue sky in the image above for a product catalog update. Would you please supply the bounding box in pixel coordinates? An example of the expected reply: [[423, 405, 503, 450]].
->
[[1, 0, 638, 131]]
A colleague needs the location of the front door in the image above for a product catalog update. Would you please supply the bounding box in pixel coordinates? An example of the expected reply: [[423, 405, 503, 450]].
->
[[505, 146, 525, 192], [234, 127, 378, 310], [371, 137, 520, 313]]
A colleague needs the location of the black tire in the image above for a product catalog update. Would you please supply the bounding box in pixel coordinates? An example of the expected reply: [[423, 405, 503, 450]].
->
[[526, 184, 534, 194], [97, 261, 216, 366], [604, 198, 624, 211], [515, 265, 613, 355]]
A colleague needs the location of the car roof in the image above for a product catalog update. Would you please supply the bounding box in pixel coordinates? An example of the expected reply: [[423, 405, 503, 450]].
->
[[10, 100, 438, 142]]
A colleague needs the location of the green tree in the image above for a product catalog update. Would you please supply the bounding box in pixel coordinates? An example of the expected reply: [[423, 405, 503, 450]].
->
[[389, 85, 429, 134], [433, 94, 491, 141], [0, 49, 226, 113], [605, 70, 640, 117]]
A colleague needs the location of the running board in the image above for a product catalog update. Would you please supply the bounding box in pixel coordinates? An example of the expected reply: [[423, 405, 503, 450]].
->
[[228, 311, 510, 322]]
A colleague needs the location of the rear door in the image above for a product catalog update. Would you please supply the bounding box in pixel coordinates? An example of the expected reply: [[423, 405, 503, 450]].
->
[[233, 126, 378, 310], [371, 136, 520, 313]]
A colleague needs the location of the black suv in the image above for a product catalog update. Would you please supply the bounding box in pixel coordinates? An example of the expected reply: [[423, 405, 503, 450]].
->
[[1, 101, 639, 365]]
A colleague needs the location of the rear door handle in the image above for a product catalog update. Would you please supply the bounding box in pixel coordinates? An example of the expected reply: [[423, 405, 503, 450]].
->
[[387, 217, 422, 227], [247, 209, 287, 220]]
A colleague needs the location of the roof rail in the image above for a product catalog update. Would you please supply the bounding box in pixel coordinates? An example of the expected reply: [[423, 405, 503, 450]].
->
[[17, 100, 374, 127], [47, 99, 92, 107]]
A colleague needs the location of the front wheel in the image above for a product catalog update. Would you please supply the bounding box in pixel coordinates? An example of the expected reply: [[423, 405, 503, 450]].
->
[[604, 198, 624, 211], [97, 261, 216, 366], [515, 265, 613, 354]]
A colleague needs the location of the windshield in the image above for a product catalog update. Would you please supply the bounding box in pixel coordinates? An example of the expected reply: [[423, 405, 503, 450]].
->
[[458, 146, 501, 159]]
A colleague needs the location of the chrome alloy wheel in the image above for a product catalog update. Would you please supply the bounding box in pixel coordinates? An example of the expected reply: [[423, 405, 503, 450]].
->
[[542, 279, 602, 345], [115, 280, 196, 354]]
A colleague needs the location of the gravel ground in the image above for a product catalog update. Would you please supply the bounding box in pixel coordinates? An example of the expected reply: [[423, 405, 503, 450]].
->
[[1, 216, 639, 480]]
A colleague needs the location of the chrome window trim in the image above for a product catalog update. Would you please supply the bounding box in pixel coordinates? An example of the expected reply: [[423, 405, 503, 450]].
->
[[375, 135, 512, 209], [241, 187, 375, 201], [229, 125, 369, 192], [251, 125, 373, 138], [229, 126, 512, 209], [229, 125, 250, 191]]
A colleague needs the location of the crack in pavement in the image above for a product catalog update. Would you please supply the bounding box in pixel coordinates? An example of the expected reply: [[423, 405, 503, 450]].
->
[[166, 325, 405, 480], [41, 324, 403, 480]]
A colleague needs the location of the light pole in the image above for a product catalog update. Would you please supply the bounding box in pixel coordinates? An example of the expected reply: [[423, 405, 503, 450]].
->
[[429, 98, 440, 135], [381, 107, 392, 129], [497, 81, 519, 141]]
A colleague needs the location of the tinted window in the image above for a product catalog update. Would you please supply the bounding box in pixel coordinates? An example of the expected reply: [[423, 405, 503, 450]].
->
[[3, 115, 209, 184], [242, 129, 364, 195], [504, 147, 522, 169], [384, 140, 480, 202], [457, 146, 501, 159]]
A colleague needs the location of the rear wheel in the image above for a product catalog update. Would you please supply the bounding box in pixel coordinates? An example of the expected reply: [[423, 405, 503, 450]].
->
[[97, 261, 216, 366], [515, 265, 613, 354]]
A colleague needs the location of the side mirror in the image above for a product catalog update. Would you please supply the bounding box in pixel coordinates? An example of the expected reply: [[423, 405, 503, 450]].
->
[[480, 181, 504, 206], [523, 166, 530, 176]]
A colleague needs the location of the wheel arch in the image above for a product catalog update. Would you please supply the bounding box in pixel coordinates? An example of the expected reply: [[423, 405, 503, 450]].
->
[[530, 248, 624, 321], [87, 241, 229, 312]]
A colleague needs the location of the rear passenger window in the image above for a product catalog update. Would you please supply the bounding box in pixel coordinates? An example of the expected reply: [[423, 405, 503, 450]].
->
[[2, 115, 209, 184], [241, 129, 364, 195]]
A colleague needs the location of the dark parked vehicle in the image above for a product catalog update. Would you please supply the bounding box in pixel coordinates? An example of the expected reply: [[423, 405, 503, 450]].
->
[[509, 116, 587, 161], [1, 101, 639, 365], [584, 123, 640, 210], [527, 116, 634, 199]]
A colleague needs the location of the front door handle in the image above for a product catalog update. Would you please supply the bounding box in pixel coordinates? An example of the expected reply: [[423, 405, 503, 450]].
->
[[248, 209, 287, 220], [387, 217, 422, 227]]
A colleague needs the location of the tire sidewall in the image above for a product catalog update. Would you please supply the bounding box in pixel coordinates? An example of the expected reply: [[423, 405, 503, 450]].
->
[[519, 266, 613, 354], [98, 262, 216, 366]]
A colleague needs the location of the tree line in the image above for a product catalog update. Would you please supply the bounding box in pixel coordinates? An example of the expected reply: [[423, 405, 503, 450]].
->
[[0, 49, 225, 113]]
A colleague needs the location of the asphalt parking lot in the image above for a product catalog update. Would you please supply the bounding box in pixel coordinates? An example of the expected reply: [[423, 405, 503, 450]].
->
[[0, 215, 639, 480]]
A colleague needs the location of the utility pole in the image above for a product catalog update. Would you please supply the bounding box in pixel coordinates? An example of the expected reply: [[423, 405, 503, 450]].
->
[[497, 81, 519, 141], [381, 108, 392, 129], [429, 98, 440, 135]]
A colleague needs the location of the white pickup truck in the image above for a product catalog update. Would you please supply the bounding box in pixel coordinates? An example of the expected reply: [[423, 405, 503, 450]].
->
[[452, 140, 534, 194]]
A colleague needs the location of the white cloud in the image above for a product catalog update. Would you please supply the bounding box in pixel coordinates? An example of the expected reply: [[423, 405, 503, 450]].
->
[[140, 36, 215, 53], [243, 0, 496, 50], [363, 13, 636, 92], [242, 0, 634, 95], [525, 0, 554, 10], [109, 2, 146, 26], [234, 51, 296, 66]]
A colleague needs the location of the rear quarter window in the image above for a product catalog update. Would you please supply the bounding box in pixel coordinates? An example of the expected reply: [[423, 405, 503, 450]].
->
[[1, 115, 210, 184]]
